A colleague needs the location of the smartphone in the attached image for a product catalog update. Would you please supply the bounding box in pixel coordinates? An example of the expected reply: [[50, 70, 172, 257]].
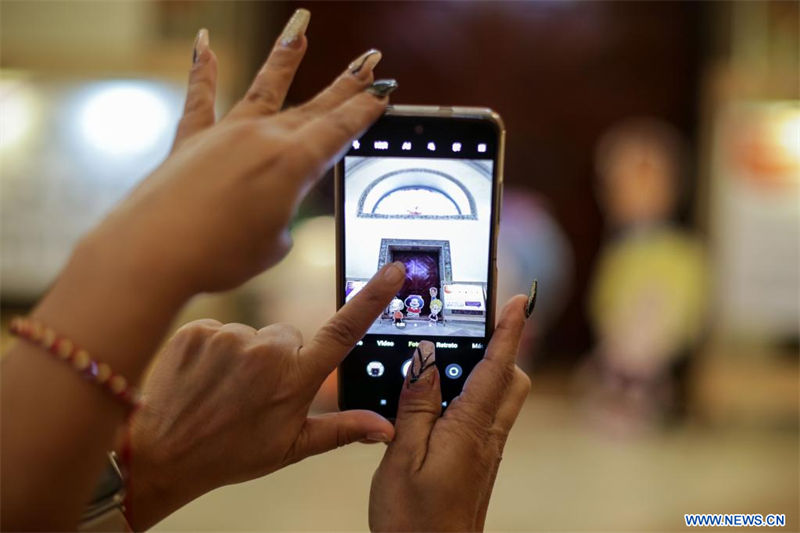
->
[[336, 105, 505, 418]]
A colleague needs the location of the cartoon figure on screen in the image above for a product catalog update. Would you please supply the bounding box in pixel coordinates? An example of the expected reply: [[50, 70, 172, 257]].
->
[[428, 287, 443, 323], [404, 295, 423, 318], [389, 297, 406, 329]]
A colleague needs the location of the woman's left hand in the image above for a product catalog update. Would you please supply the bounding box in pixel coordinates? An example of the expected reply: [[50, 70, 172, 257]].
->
[[0, 10, 394, 531], [125, 261, 406, 530], [81, 9, 390, 300]]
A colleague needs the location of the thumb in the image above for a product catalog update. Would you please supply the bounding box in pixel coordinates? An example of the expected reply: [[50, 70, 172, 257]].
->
[[286, 411, 395, 465], [172, 28, 218, 152], [389, 340, 441, 470]]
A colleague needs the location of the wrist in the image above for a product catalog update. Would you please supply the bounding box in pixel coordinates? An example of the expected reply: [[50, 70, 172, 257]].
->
[[31, 231, 191, 383], [124, 416, 207, 530], [75, 224, 195, 306]]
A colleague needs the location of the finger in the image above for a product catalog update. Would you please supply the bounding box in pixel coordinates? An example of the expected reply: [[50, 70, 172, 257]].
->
[[289, 88, 391, 180], [492, 366, 531, 437], [174, 318, 223, 335], [160, 319, 223, 372], [172, 29, 218, 152], [280, 48, 381, 128], [475, 367, 531, 530], [217, 322, 257, 334], [197, 323, 256, 376], [285, 410, 395, 465], [226, 9, 309, 119], [255, 322, 303, 346], [449, 295, 528, 424], [299, 261, 405, 381], [389, 341, 441, 471]]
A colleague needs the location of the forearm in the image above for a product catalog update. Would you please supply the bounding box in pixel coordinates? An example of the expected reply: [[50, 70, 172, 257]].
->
[[1, 233, 189, 530]]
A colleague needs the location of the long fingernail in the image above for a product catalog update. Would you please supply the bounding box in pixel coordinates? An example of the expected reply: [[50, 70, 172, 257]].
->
[[367, 79, 398, 99], [193, 28, 209, 64], [349, 49, 382, 78], [525, 279, 538, 319], [280, 8, 311, 48], [382, 261, 406, 284], [408, 340, 436, 389]]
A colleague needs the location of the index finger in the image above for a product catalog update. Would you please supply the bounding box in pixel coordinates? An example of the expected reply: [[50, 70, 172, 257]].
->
[[299, 261, 406, 381], [449, 294, 528, 424]]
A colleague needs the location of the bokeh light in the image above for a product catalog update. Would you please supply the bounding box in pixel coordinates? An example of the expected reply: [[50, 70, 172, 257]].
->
[[0, 79, 39, 153], [76, 81, 172, 157]]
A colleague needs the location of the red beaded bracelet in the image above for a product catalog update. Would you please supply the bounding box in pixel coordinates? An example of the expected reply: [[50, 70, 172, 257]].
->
[[9, 316, 142, 410]]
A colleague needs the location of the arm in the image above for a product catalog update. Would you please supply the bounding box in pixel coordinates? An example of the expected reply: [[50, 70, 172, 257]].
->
[[1, 9, 390, 529], [1, 239, 188, 529]]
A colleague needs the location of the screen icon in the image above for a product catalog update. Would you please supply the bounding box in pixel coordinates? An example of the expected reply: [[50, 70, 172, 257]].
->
[[451, 142, 462, 152], [374, 141, 388, 150], [401, 141, 412, 150], [477, 143, 487, 153], [352, 140, 360, 150], [401, 358, 412, 377], [427, 142, 436, 151], [444, 363, 463, 379], [379, 398, 387, 406], [366, 361, 385, 377]]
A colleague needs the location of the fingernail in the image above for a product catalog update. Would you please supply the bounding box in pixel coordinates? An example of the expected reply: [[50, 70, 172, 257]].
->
[[382, 261, 406, 284], [408, 340, 436, 389], [367, 79, 398, 99], [280, 8, 311, 48], [193, 28, 209, 64], [365, 432, 391, 443], [349, 49, 382, 78], [525, 279, 538, 318]]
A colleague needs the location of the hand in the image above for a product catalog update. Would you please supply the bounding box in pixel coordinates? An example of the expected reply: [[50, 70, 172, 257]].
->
[[0, 11, 393, 531], [83, 10, 390, 297], [124, 261, 406, 530], [369, 296, 531, 532]]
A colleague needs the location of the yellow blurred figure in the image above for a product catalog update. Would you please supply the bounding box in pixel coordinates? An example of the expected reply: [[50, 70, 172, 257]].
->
[[583, 118, 708, 430], [589, 227, 707, 377]]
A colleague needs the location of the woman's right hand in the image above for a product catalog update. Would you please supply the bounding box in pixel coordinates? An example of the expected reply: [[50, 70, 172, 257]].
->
[[369, 296, 532, 532], [84, 9, 391, 297], [124, 261, 406, 530]]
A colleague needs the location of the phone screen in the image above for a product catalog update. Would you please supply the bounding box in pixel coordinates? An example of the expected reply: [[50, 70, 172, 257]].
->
[[337, 110, 503, 417]]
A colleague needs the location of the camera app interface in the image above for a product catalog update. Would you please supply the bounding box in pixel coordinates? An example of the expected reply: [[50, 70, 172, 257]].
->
[[344, 151, 494, 338], [339, 116, 500, 413]]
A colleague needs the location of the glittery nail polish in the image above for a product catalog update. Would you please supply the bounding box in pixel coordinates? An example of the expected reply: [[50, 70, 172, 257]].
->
[[367, 79, 398, 99], [193, 28, 209, 64], [279, 8, 311, 48]]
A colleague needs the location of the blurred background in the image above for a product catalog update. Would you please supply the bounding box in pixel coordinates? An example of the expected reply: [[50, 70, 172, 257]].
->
[[1, 1, 798, 530]]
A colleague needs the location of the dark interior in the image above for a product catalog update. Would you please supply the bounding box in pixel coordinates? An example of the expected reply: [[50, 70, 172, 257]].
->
[[391, 250, 440, 316]]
